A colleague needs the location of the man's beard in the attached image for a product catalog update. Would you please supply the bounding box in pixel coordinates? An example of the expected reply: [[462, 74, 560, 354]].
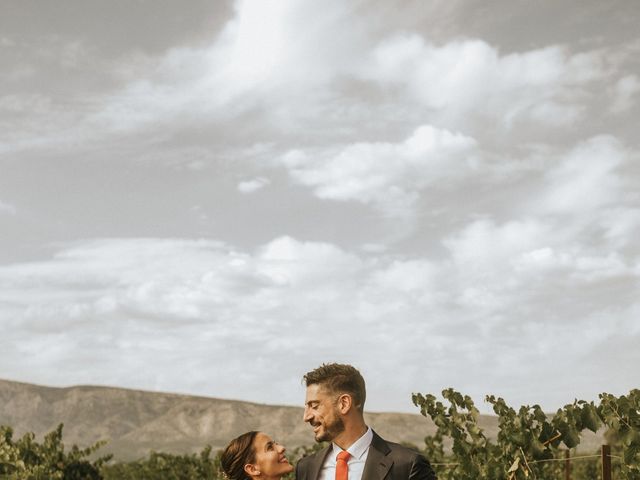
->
[[315, 414, 345, 443]]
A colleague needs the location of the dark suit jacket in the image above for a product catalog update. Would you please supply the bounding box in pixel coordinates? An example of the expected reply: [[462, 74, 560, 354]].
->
[[296, 430, 436, 480]]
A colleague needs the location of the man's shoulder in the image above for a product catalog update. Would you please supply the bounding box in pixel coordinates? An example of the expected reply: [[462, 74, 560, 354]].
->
[[371, 432, 422, 458], [297, 450, 321, 466], [371, 433, 436, 480], [296, 445, 329, 471], [378, 439, 423, 460]]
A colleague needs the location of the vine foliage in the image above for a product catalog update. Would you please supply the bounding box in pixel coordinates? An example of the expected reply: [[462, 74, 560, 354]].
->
[[412, 388, 640, 480], [0, 423, 110, 480], [1, 390, 638, 479]]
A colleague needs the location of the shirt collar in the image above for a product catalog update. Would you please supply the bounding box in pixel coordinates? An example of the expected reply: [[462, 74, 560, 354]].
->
[[333, 426, 373, 460]]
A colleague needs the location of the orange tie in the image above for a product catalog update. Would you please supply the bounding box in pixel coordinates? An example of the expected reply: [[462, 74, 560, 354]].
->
[[335, 451, 351, 480]]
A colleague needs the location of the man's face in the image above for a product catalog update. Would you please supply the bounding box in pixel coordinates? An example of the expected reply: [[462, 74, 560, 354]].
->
[[303, 383, 345, 443]]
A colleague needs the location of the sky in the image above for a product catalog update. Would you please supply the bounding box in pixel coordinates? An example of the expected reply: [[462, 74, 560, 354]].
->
[[1, 0, 639, 415]]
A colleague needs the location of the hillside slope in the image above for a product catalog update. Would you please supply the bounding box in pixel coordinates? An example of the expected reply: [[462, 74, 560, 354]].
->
[[0, 379, 602, 461], [0, 379, 442, 460]]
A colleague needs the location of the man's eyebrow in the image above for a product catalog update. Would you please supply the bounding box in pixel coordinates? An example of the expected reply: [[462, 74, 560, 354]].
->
[[306, 400, 319, 406], [265, 441, 274, 451]]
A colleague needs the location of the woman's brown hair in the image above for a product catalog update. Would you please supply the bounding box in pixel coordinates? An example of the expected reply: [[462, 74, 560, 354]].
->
[[221, 431, 259, 480]]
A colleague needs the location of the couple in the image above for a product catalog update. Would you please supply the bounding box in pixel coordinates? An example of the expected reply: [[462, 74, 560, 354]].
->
[[221, 363, 436, 480]]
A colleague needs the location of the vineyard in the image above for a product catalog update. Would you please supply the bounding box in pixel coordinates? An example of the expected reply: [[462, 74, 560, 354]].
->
[[1, 389, 638, 479], [412, 388, 640, 480]]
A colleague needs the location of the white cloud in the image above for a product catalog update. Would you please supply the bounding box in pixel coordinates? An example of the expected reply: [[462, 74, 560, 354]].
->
[[93, 22, 610, 140], [441, 218, 552, 311], [2, 2, 639, 414], [1, 0, 626, 164], [257, 236, 362, 285], [513, 247, 631, 282], [280, 124, 477, 214], [0, 236, 367, 341], [444, 218, 550, 273], [371, 259, 436, 292], [536, 135, 625, 215], [237, 177, 270, 193], [2, 233, 638, 411], [610, 74, 640, 114], [222, 1, 291, 88], [361, 35, 605, 128], [440, 207, 639, 322], [600, 207, 640, 249], [85, 0, 369, 136]]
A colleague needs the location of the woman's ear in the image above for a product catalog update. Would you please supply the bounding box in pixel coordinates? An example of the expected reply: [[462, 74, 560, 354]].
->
[[244, 463, 261, 478]]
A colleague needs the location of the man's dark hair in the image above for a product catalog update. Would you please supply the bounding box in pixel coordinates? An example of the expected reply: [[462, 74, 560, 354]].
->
[[303, 363, 366, 413]]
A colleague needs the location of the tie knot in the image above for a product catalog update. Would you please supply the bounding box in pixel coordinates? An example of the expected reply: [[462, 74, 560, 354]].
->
[[337, 451, 351, 462]]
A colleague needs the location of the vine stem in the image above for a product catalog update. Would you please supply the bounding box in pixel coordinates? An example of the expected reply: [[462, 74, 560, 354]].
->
[[519, 447, 536, 480], [608, 403, 633, 430]]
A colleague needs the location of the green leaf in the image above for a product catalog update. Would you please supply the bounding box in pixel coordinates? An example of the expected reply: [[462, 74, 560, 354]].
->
[[581, 404, 601, 433]]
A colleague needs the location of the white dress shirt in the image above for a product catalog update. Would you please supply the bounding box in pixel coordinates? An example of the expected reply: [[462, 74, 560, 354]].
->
[[318, 427, 373, 480]]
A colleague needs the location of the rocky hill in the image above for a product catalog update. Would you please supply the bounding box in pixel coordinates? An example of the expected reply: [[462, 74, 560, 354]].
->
[[0, 379, 602, 461], [0, 378, 442, 460]]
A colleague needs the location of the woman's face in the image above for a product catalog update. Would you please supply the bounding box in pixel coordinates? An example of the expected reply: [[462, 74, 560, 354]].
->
[[248, 432, 293, 480]]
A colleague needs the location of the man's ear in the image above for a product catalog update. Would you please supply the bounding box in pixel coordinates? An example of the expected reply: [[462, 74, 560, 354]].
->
[[245, 463, 261, 478], [337, 393, 353, 414]]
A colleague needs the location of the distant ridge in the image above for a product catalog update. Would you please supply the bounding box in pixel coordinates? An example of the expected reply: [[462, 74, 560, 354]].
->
[[0, 379, 603, 461], [0, 378, 443, 460]]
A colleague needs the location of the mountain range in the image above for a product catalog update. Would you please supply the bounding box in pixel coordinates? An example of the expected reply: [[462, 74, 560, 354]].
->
[[0, 379, 601, 461]]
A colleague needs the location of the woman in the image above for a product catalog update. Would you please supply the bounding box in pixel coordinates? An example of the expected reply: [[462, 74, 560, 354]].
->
[[221, 431, 294, 480]]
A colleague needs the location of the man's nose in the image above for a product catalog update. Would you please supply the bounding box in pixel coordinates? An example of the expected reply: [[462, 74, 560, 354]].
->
[[277, 444, 286, 453], [303, 407, 312, 422]]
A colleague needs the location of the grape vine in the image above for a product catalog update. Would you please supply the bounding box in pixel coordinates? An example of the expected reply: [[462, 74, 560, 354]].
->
[[412, 389, 640, 480]]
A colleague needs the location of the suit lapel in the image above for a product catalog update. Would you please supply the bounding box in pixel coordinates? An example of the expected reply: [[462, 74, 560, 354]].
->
[[309, 445, 332, 480], [362, 431, 393, 480]]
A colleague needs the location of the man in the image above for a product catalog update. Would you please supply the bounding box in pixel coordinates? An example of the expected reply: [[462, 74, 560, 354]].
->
[[296, 363, 436, 480]]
